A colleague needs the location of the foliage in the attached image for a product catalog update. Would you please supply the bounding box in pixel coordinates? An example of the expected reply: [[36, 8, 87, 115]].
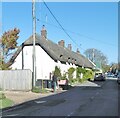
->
[[32, 86, 49, 93], [54, 66, 61, 77], [0, 92, 13, 109], [68, 67, 75, 79], [1, 28, 20, 53], [0, 28, 20, 70], [76, 67, 94, 82], [76, 67, 86, 78], [0, 61, 12, 70], [83, 69, 94, 81], [61, 72, 67, 80], [0, 98, 13, 109], [102, 64, 110, 72], [0, 93, 6, 100], [68, 67, 75, 84]]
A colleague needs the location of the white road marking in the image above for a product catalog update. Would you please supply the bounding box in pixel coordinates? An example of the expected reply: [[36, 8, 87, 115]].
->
[[67, 111, 74, 117], [35, 101, 46, 104], [6, 114, 18, 116]]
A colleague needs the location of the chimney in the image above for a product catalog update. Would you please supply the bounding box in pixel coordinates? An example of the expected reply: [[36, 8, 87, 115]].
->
[[68, 44, 72, 51], [76, 48, 80, 53], [58, 40, 65, 47], [41, 25, 47, 39]]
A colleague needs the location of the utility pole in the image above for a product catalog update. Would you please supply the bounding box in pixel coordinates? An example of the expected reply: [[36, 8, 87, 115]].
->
[[92, 48, 94, 63], [32, 0, 36, 87]]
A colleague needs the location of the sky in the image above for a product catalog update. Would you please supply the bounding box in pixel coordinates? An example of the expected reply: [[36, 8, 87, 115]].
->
[[1, 1, 118, 64]]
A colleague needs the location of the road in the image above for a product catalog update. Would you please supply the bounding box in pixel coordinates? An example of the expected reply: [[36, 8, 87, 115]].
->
[[1, 77, 119, 117]]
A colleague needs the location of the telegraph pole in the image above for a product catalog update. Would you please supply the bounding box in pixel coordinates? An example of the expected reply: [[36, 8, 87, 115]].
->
[[32, 0, 36, 87], [92, 48, 94, 63]]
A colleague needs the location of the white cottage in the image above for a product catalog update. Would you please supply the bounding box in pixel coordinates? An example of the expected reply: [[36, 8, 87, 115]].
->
[[10, 26, 94, 81]]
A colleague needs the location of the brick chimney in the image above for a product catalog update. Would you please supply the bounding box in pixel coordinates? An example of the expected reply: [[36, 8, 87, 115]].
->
[[76, 48, 80, 53], [68, 44, 72, 51], [58, 40, 65, 47], [41, 25, 47, 40]]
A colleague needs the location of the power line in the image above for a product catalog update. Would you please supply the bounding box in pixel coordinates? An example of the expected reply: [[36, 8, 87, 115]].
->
[[38, 0, 117, 52], [36, 18, 117, 48], [42, 0, 82, 50]]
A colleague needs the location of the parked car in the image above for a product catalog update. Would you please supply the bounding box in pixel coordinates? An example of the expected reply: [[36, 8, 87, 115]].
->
[[107, 72, 115, 78], [117, 72, 120, 84], [94, 73, 106, 81]]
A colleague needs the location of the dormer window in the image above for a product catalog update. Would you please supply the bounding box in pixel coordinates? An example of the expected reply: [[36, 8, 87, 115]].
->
[[68, 57, 71, 63], [60, 55, 63, 58], [75, 59, 77, 64], [72, 58, 75, 64]]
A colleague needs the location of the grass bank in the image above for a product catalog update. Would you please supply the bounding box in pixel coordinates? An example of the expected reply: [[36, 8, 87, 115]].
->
[[0, 92, 13, 109]]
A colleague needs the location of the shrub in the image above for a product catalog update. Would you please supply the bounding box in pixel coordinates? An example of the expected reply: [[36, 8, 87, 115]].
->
[[61, 72, 67, 80], [68, 67, 75, 83], [54, 66, 61, 77], [0, 93, 6, 100], [32, 86, 49, 93], [76, 67, 94, 82]]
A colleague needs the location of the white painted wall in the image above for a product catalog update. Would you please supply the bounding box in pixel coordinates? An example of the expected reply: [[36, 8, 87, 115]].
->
[[35, 46, 56, 80], [11, 50, 22, 69], [11, 45, 56, 80], [11, 45, 78, 80], [23, 46, 33, 71]]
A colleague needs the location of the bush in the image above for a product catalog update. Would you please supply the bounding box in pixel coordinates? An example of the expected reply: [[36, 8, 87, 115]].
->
[[76, 67, 94, 82], [54, 66, 61, 77], [32, 86, 49, 93], [61, 72, 67, 80], [0, 93, 6, 100]]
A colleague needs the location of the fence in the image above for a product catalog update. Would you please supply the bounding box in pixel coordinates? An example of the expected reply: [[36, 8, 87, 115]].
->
[[0, 69, 32, 91]]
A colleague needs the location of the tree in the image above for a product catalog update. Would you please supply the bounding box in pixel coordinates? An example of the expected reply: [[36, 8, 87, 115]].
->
[[54, 66, 61, 77], [0, 28, 20, 70], [84, 48, 108, 69]]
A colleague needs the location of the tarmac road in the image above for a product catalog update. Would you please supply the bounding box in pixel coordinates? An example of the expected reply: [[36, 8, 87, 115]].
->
[[1, 78, 119, 117]]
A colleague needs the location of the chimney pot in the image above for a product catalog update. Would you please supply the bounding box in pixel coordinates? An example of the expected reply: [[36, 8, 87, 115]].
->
[[41, 25, 47, 39], [68, 44, 72, 51], [58, 40, 65, 47], [76, 48, 80, 53]]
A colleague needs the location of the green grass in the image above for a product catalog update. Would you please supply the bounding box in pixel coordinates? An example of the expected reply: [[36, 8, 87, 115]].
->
[[0, 98, 13, 109], [32, 86, 50, 93]]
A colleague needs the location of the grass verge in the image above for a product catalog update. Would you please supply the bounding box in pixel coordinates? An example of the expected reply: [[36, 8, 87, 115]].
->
[[32, 86, 50, 93], [0, 98, 13, 109]]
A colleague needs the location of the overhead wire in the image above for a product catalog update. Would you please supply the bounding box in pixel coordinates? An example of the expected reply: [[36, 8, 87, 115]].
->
[[37, 0, 117, 52], [36, 18, 117, 48], [42, 0, 83, 51]]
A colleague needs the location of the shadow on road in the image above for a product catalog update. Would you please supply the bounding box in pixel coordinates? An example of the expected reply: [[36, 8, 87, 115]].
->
[[2, 78, 120, 117]]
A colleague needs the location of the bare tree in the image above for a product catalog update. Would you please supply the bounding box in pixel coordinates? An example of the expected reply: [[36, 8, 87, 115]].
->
[[84, 48, 108, 70]]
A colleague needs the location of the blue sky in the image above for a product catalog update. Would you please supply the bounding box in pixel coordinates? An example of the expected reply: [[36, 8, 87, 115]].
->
[[2, 2, 118, 64]]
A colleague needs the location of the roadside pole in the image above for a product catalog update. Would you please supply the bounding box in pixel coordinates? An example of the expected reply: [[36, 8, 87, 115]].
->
[[32, 0, 36, 87]]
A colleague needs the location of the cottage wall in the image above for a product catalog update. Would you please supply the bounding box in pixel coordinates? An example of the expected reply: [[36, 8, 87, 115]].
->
[[11, 50, 22, 69], [11, 45, 56, 80], [36, 46, 56, 80], [11, 45, 78, 80]]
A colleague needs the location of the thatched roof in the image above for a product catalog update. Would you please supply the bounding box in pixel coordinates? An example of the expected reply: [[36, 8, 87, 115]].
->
[[10, 33, 94, 68]]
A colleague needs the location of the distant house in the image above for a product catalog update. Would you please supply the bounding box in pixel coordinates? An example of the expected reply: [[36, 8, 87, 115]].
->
[[10, 25, 95, 81]]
